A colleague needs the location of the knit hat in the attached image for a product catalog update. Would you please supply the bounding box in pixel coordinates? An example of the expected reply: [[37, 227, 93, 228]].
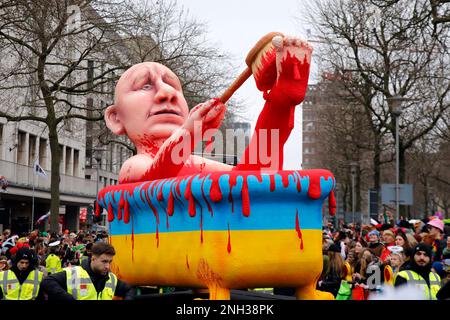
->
[[368, 230, 380, 238], [328, 244, 341, 253], [380, 223, 393, 231], [397, 220, 412, 229], [412, 243, 432, 259], [13, 247, 36, 264], [432, 262, 445, 278], [427, 219, 444, 232]]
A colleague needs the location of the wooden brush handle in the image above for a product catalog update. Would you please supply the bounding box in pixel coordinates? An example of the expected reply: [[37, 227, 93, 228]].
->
[[219, 67, 252, 104], [219, 32, 283, 104]]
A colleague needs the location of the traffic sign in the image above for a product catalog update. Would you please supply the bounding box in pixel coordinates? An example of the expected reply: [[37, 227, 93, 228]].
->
[[381, 184, 413, 206]]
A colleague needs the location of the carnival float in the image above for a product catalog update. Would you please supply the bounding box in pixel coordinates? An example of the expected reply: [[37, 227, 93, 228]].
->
[[95, 32, 337, 300]]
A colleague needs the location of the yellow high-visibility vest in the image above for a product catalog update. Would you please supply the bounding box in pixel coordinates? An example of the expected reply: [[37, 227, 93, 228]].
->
[[45, 254, 62, 274], [80, 255, 89, 265], [0, 269, 43, 300], [65, 266, 117, 300], [395, 270, 441, 300]]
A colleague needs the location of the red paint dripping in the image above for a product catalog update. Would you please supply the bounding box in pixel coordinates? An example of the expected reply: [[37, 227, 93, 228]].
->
[[281, 173, 290, 188], [156, 224, 159, 248], [166, 209, 170, 230], [167, 188, 174, 216], [295, 172, 302, 192], [228, 174, 237, 213], [227, 223, 232, 253], [209, 174, 222, 202], [241, 176, 250, 217], [269, 175, 276, 192], [253, 173, 263, 183], [124, 197, 130, 224], [184, 178, 196, 217], [186, 255, 190, 270], [329, 190, 336, 216], [295, 209, 304, 251], [107, 203, 114, 222], [175, 180, 182, 197], [200, 178, 213, 216], [118, 192, 124, 221], [157, 181, 165, 201], [145, 189, 159, 225], [307, 174, 322, 200], [131, 218, 135, 262], [293, 61, 301, 80], [200, 210, 204, 244]]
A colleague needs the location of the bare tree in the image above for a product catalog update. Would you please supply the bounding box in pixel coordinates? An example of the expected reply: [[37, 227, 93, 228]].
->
[[0, 0, 239, 232], [301, 0, 450, 217]]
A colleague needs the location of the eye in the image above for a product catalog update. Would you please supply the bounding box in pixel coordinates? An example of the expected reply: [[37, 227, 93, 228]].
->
[[142, 83, 153, 91]]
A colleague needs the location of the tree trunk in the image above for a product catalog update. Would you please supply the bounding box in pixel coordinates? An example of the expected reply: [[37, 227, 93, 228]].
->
[[423, 176, 429, 219], [373, 139, 382, 212], [48, 124, 61, 233], [356, 166, 362, 214]]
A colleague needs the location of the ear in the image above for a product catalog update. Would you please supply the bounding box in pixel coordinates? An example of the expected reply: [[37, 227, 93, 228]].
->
[[105, 105, 126, 135]]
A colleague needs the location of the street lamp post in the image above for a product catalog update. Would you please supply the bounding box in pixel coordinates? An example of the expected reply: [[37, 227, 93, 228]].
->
[[390, 96, 403, 223]]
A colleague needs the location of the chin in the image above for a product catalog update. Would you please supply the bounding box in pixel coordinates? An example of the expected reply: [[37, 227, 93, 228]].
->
[[146, 123, 183, 138]]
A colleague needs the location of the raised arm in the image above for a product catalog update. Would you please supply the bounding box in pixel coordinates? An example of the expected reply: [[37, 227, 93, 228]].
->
[[236, 36, 312, 172], [141, 99, 226, 181]]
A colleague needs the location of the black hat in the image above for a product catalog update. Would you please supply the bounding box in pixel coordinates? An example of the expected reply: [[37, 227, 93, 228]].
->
[[14, 247, 36, 264], [328, 244, 341, 253], [412, 243, 432, 259], [397, 220, 412, 229], [380, 223, 393, 231]]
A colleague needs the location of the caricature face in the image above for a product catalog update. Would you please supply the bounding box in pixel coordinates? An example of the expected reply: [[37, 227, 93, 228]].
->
[[110, 62, 189, 147]]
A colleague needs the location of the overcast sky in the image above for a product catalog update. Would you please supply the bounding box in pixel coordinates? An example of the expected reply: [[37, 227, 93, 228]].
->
[[176, 0, 314, 169]]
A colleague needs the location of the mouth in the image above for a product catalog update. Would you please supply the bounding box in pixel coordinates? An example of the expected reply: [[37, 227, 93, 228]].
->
[[150, 108, 181, 117]]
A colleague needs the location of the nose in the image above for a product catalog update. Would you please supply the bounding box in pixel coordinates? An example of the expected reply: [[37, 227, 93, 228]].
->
[[154, 82, 177, 104]]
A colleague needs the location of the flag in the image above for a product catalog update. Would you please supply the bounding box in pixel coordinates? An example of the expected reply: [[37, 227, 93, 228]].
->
[[34, 159, 47, 178], [35, 212, 50, 225]]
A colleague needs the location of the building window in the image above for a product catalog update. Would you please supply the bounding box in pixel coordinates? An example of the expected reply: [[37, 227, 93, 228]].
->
[[59, 144, 64, 174], [73, 149, 79, 177], [65, 147, 72, 175], [28, 134, 37, 165], [17, 130, 27, 165], [305, 122, 315, 132], [39, 138, 47, 169]]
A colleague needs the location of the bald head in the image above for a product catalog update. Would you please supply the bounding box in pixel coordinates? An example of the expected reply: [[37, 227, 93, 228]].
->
[[105, 62, 189, 145]]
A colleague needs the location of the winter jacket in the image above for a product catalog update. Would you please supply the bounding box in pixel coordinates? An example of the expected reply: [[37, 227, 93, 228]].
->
[[41, 257, 135, 300]]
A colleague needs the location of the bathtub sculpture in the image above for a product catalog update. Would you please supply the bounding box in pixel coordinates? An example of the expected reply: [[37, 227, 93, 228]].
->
[[96, 33, 337, 299], [97, 170, 336, 299]]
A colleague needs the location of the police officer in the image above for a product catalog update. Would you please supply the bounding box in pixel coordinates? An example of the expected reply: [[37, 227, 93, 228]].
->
[[0, 247, 44, 300], [41, 242, 135, 300], [394, 243, 442, 300], [45, 241, 62, 275]]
